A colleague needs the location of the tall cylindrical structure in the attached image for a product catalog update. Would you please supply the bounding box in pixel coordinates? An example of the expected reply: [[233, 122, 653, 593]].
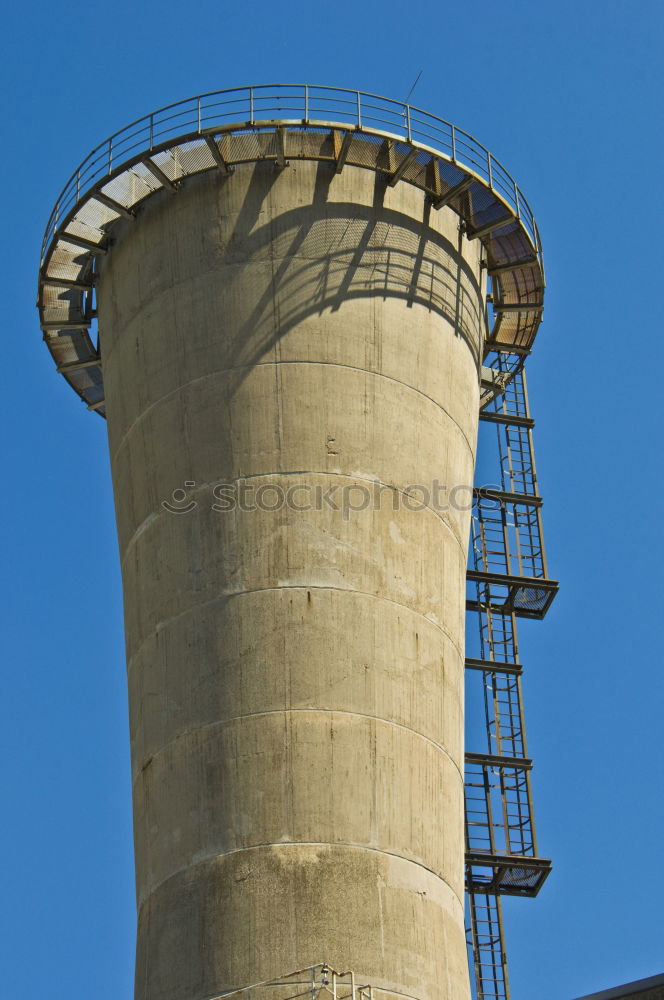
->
[[102, 160, 481, 1000], [38, 87, 546, 1000]]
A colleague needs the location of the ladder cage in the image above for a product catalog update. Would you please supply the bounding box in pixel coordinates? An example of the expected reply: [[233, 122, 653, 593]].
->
[[465, 352, 555, 995]]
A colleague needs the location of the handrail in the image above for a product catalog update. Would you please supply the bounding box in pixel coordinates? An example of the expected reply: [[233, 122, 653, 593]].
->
[[40, 83, 540, 263]]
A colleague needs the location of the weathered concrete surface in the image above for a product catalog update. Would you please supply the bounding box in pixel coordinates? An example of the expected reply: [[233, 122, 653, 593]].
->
[[98, 158, 485, 1000]]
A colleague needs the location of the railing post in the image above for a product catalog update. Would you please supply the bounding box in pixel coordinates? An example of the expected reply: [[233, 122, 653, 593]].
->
[[304, 84, 309, 124], [451, 124, 457, 162], [197, 95, 201, 133], [356, 91, 361, 129], [406, 104, 411, 142], [488, 152, 493, 190], [514, 181, 521, 219], [108, 138, 112, 175], [76, 169, 81, 203], [249, 87, 254, 125], [149, 113, 154, 151]]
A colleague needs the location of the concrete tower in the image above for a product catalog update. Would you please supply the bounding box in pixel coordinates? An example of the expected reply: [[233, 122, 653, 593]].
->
[[37, 86, 545, 1000]]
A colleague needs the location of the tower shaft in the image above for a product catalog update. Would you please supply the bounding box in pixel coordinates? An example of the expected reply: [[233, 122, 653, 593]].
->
[[99, 161, 484, 1000]]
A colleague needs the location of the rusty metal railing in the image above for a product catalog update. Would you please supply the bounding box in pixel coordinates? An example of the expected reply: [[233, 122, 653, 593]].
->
[[41, 84, 541, 264]]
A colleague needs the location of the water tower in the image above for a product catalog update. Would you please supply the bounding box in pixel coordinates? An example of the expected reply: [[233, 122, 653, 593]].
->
[[37, 85, 556, 1000]]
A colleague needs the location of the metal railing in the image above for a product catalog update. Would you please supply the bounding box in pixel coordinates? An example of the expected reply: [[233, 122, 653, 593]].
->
[[206, 964, 405, 1000], [41, 83, 540, 263]]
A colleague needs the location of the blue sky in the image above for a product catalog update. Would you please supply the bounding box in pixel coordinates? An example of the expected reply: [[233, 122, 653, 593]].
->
[[2, 2, 663, 998]]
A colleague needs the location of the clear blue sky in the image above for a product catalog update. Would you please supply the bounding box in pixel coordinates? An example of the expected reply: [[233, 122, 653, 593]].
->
[[2, 2, 662, 998]]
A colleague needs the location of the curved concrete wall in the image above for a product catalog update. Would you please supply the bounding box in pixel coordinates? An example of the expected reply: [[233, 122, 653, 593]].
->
[[98, 158, 485, 1000]]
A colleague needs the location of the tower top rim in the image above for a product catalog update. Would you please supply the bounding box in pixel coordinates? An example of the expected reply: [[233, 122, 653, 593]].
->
[[37, 84, 546, 416]]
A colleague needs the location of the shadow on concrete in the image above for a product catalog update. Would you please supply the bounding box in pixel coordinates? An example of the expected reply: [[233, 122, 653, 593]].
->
[[213, 161, 483, 394]]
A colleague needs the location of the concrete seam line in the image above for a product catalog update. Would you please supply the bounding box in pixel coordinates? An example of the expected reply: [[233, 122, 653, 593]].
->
[[110, 360, 478, 465], [120, 470, 470, 561], [125, 584, 466, 666], [136, 841, 466, 917], [130, 707, 465, 787]]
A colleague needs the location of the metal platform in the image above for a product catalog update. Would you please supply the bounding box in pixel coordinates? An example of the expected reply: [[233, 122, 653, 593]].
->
[[36, 84, 545, 416]]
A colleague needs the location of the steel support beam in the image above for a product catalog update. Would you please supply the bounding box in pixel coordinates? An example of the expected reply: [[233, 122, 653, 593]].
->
[[41, 276, 95, 291], [483, 339, 531, 356], [465, 751, 533, 771], [431, 173, 474, 210], [204, 134, 233, 176], [93, 191, 136, 221], [473, 487, 543, 508], [141, 157, 178, 192], [388, 146, 418, 187], [41, 320, 90, 331], [57, 357, 101, 373], [61, 233, 107, 254], [464, 657, 523, 676], [467, 215, 514, 240], [275, 127, 287, 170], [493, 301, 544, 313], [333, 129, 354, 173], [488, 256, 538, 276], [479, 411, 535, 428]]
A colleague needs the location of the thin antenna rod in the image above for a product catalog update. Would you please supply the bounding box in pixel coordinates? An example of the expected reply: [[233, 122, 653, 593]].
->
[[404, 70, 423, 104]]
